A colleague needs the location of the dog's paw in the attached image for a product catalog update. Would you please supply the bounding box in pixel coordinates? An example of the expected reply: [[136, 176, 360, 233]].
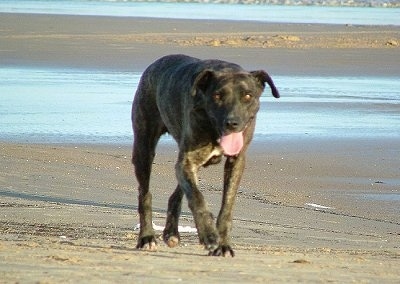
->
[[199, 231, 219, 251], [208, 245, 235, 257], [166, 236, 179, 248], [163, 232, 180, 248], [136, 235, 157, 251]]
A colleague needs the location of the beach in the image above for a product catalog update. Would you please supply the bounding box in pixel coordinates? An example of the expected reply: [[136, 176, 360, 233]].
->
[[1, 13, 400, 75], [1, 12, 400, 282]]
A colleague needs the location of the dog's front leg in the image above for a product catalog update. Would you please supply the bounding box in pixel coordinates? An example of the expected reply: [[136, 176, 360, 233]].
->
[[175, 151, 220, 252], [212, 154, 245, 257]]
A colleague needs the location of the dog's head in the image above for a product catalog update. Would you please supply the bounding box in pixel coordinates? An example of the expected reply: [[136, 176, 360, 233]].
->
[[192, 69, 279, 156]]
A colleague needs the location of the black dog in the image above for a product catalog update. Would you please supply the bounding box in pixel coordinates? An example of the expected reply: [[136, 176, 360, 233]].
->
[[131, 54, 279, 256]]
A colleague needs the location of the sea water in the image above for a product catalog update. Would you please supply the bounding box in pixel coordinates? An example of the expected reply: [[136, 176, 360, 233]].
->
[[1, 67, 399, 144], [0, 0, 399, 26]]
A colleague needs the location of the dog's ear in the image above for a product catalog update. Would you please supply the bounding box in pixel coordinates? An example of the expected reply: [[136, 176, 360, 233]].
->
[[250, 70, 280, 98], [192, 69, 216, 96]]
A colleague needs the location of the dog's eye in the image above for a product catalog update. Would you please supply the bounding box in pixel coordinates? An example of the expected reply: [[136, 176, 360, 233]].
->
[[243, 92, 253, 102], [213, 92, 222, 101]]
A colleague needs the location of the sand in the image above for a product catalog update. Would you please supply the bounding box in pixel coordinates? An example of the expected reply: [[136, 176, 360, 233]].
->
[[0, 12, 399, 283], [1, 13, 400, 75]]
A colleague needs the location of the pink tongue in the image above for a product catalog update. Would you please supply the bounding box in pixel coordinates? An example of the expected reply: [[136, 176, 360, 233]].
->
[[219, 132, 244, 156]]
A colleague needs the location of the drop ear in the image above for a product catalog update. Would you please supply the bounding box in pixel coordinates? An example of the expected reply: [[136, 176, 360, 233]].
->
[[250, 70, 280, 98], [192, 69, 216, 96]]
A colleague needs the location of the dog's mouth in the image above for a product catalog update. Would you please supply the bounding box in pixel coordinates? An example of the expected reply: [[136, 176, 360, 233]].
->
[[218, 131, 244, 156]]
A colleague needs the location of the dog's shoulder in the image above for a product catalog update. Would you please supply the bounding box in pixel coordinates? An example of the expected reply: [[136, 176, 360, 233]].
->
[[152, 54, 200, 68], [151, 55, 243, 74], [200, 59, 243, 73]]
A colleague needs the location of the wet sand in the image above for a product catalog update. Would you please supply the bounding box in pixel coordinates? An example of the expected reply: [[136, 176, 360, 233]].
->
[[1, 13, 400, 75], [1, 140, 399, 282], [0, 13, 399, 282]]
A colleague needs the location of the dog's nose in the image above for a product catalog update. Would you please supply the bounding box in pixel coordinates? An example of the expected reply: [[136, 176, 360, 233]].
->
[[225, 117, 240, 131]]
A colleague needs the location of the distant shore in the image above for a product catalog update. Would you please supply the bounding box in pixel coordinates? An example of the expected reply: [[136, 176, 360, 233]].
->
[[131, 0, 400, 8]]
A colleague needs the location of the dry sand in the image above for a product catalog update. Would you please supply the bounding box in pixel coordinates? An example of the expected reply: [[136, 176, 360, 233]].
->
[[0, 13, 399, 283]]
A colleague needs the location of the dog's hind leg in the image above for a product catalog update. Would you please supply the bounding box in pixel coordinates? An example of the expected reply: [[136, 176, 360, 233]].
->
[[131, 87, 166, 250], [163, 185, 184, 247]]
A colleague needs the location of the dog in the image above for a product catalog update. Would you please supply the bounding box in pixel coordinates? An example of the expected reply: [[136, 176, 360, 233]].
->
[[131, 54, 279, 257]]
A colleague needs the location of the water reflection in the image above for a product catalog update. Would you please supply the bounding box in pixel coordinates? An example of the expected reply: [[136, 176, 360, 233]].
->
[[0, 67, 399, 144]]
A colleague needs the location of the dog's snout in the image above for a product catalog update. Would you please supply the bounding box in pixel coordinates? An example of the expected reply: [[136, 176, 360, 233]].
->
[[225, 117, 240, 131]]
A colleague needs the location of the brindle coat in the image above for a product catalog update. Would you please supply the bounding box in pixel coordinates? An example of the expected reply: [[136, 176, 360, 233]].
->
[[131, 54, 279, 256]]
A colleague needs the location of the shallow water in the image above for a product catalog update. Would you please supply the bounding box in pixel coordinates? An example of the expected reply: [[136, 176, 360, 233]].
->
[[1, 67, 399, 144], [1, 1, 399, 25], [0, 68, 137, 144], [258, 76, 400, 139], [362, 193, 400, 201]]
